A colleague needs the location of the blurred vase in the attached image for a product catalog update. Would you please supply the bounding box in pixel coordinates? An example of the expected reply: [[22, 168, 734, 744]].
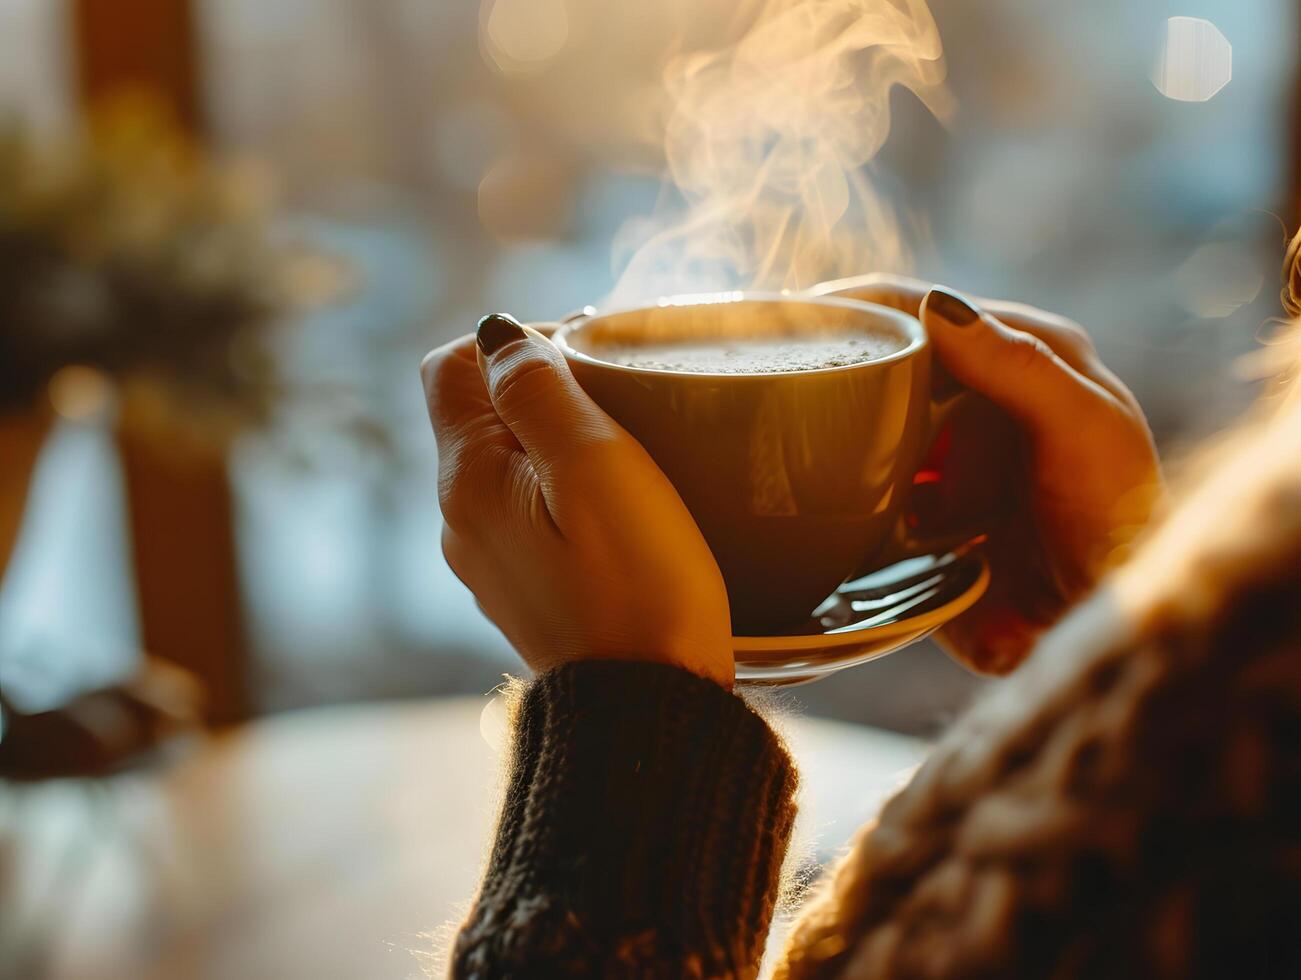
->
[[115, 384, 251, 726], [0, 402, 51, 582]]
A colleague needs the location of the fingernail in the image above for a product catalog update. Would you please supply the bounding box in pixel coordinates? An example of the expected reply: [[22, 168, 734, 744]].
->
[[477, 313, 526, 355], [927, 287, 980, 327]]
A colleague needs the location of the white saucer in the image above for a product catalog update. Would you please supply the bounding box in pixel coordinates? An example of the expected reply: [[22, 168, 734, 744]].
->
[[733, 543, 989, 686]]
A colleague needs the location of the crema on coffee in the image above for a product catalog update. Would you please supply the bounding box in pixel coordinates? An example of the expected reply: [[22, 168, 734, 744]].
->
[[594, 331, 903, 375]]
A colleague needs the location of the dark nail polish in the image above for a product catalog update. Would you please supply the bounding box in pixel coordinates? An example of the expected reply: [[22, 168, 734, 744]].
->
[[927, 287, 980, 327], [477, 313, 526, 355]]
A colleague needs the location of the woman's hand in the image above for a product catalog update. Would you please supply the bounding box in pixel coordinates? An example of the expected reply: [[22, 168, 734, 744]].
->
[[421, 314, 734, 687], [817, 274, 1163, 674]]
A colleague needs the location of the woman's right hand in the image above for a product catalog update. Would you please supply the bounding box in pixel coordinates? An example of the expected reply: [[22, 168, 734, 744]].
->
[[818, 274, 1164, 674], [420, 315, 735, 688]]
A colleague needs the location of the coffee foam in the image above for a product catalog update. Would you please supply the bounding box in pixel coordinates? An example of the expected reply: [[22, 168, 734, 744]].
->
[[596, 331, 901, 374]]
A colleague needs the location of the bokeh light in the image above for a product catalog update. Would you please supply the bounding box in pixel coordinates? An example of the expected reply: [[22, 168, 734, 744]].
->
[[479, 695, 509, 755], [1173, 241, 1264, 318], [476, 152, 575, 241], [480, 0, 570, 75], [1153, 16, 1232, 103], [48, 365, 113, 421]]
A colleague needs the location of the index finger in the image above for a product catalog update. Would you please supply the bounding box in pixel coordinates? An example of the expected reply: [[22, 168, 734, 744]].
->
[[812, 274, 1135, 409], [810, 272, 932, 316], [420, 333, 501, 440], [813, 273, 1087, 348], [420, 333, 524, 520], [420, 323, 562, 427]]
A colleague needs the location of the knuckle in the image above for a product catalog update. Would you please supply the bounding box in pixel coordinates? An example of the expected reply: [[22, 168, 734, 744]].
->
[[441, 526, 483, 593], [492, 350, 564, 410], [825, 272, 929, 310], [1001, 329, 1057, 374], [1057, 317, 1091, 345], [420, 343, 459, 396], [419, 348, 443, 390], [419, 354, 443, 404], [421, 344, 477, 421], [990, 299, 1052, 324], [437, 441, 518, 532], [436, 444, 484, 530], [437, 466, 473, 530], [440, 525, 466, 576], [1047, 317, 1095, 355], [994, 303, 1095, 355]]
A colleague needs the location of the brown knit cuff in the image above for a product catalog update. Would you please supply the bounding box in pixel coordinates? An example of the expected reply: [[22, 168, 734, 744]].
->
[[453, 660, 798, 979]]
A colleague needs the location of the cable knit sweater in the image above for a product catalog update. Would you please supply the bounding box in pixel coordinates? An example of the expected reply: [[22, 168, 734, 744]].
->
[[450, 660, 797, 979]]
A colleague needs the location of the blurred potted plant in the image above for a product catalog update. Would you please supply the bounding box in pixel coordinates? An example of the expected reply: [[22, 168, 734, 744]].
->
[[0, 100, 345, 725]]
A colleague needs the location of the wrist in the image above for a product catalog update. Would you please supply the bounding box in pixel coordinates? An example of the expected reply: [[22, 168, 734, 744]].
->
[[458, 659, 795, 976], [521, 647, 734, 689], [668, 655, 734, 690], [525, 629, 735, 690], [633, 634, 735, 690]]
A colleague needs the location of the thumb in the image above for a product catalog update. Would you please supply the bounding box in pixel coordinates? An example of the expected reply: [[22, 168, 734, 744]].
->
[[475, 313, 621, 479], [921, 287, 1113, 434]]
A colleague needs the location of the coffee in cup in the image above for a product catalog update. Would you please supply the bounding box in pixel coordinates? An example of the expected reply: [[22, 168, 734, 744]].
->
[[554, 293, 954, 635], [596, 332, 904, 375]]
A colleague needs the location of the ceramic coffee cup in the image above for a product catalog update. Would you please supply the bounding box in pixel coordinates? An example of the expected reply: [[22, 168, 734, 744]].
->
[[554, 292, 960, 635]]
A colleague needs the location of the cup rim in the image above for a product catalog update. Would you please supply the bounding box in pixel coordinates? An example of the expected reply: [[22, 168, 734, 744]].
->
[[553, 291, 926, 379]]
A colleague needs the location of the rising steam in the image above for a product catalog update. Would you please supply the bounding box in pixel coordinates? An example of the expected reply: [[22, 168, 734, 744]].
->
[[610, 0, 950, 304]]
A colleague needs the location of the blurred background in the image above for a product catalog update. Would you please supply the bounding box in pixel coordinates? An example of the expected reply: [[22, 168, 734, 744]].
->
[[0, 0, 1297, 974], [2, 0, 1295, 733]]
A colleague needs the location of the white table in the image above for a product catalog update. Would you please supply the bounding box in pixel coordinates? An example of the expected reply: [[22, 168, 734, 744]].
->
[[1, 698, 927, 980]]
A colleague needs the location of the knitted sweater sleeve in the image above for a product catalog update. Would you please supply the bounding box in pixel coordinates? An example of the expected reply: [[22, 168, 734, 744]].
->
[[450, 660, 798, 979]]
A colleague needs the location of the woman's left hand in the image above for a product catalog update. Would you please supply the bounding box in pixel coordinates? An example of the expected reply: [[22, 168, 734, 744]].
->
[[816, 274, 1164, 674]]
